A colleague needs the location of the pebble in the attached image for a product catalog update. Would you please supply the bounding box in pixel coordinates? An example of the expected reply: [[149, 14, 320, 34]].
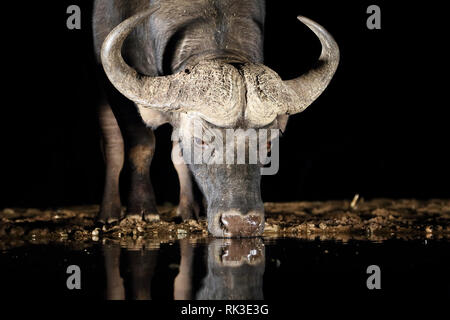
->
[[188, 219, 199, 227], [145, 214, 160, 222], [264, 224, 279, 232], [3, 208, 15, 215], [92, 228, 100, 236]]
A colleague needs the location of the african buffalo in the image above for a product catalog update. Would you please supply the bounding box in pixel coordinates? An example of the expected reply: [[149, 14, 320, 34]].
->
[[93, 0, 339, 237]]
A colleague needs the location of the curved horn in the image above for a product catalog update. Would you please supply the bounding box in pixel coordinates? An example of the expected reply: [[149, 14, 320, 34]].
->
[[101, 6, 161, 107], [242, 16, 339, 127], [101, 7, 243, 126], [283, 16, 340, 115]]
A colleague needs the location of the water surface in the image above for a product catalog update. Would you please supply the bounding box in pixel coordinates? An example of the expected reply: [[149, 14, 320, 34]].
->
[[1, 237, 448, 300]]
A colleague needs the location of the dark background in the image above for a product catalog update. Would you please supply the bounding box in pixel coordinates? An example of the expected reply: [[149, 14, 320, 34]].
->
[[1, 0, 448, 209]]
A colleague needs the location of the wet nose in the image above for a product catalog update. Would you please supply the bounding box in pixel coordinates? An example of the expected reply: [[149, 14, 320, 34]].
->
[[210, 210, 265, 238]]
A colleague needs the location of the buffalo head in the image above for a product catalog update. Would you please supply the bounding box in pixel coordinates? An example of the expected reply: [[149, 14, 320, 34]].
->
[[100, 6, 339, 237]]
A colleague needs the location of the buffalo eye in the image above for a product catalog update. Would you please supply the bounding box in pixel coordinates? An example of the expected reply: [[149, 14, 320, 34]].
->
[[194, 137, 206, 147]]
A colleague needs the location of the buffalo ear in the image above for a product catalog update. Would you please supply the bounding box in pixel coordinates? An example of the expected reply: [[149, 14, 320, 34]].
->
[[277, 114, 289, 133]]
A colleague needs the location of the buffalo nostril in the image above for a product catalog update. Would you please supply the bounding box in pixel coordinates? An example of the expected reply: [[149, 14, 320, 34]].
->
[[219, 213, 264, 237]]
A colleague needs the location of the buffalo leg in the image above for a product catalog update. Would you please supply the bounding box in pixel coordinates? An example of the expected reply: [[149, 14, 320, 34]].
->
[[125, 125, 159, 221], [98, 100, 124, 224], [172, 141, 199, 220], [102, 76, 158, 222]]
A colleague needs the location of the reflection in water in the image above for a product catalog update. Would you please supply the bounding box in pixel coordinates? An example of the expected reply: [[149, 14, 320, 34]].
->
[[196, 238, 265, 300], [174, 239, 194, 300], [2, 238, 447, 300], [103, 246, 124, 300], [103, 245, 158, 300], [120, 249, 158, 299], [102, 238, 265, 300]]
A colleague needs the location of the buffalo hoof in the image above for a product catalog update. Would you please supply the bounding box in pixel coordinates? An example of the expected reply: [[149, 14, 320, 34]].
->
[[95, 217, 120, 227], [120, 211, 160, 225]]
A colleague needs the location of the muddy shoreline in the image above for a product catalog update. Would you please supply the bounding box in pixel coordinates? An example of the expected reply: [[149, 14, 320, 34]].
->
[[1, 199, 449, 249]]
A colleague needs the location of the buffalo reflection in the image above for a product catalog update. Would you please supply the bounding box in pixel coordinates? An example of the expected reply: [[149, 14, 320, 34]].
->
[[103, 245, 158, 300], [196, 238, 265, 300], [102, 238, 265, 300]]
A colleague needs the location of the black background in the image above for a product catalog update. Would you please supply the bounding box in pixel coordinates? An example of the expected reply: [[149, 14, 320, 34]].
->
[[1, 0, 449, 209]]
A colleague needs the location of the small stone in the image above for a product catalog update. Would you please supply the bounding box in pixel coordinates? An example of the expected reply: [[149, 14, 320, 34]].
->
[[177, 229, 187, 234], [319, 223, 327, 230], [9, 227, 25, 237], [92, 228, 100, 236], [350, 194, 359, 209], [187, 219, 199, 227], [3, 208, 15, 215], [145, 214, 160, 222], [425, 226, 433, 233], [264, 224, 279, 232]]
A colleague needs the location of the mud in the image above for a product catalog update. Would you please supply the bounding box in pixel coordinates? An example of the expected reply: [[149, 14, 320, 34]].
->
[[1, 198, 449, 250]]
